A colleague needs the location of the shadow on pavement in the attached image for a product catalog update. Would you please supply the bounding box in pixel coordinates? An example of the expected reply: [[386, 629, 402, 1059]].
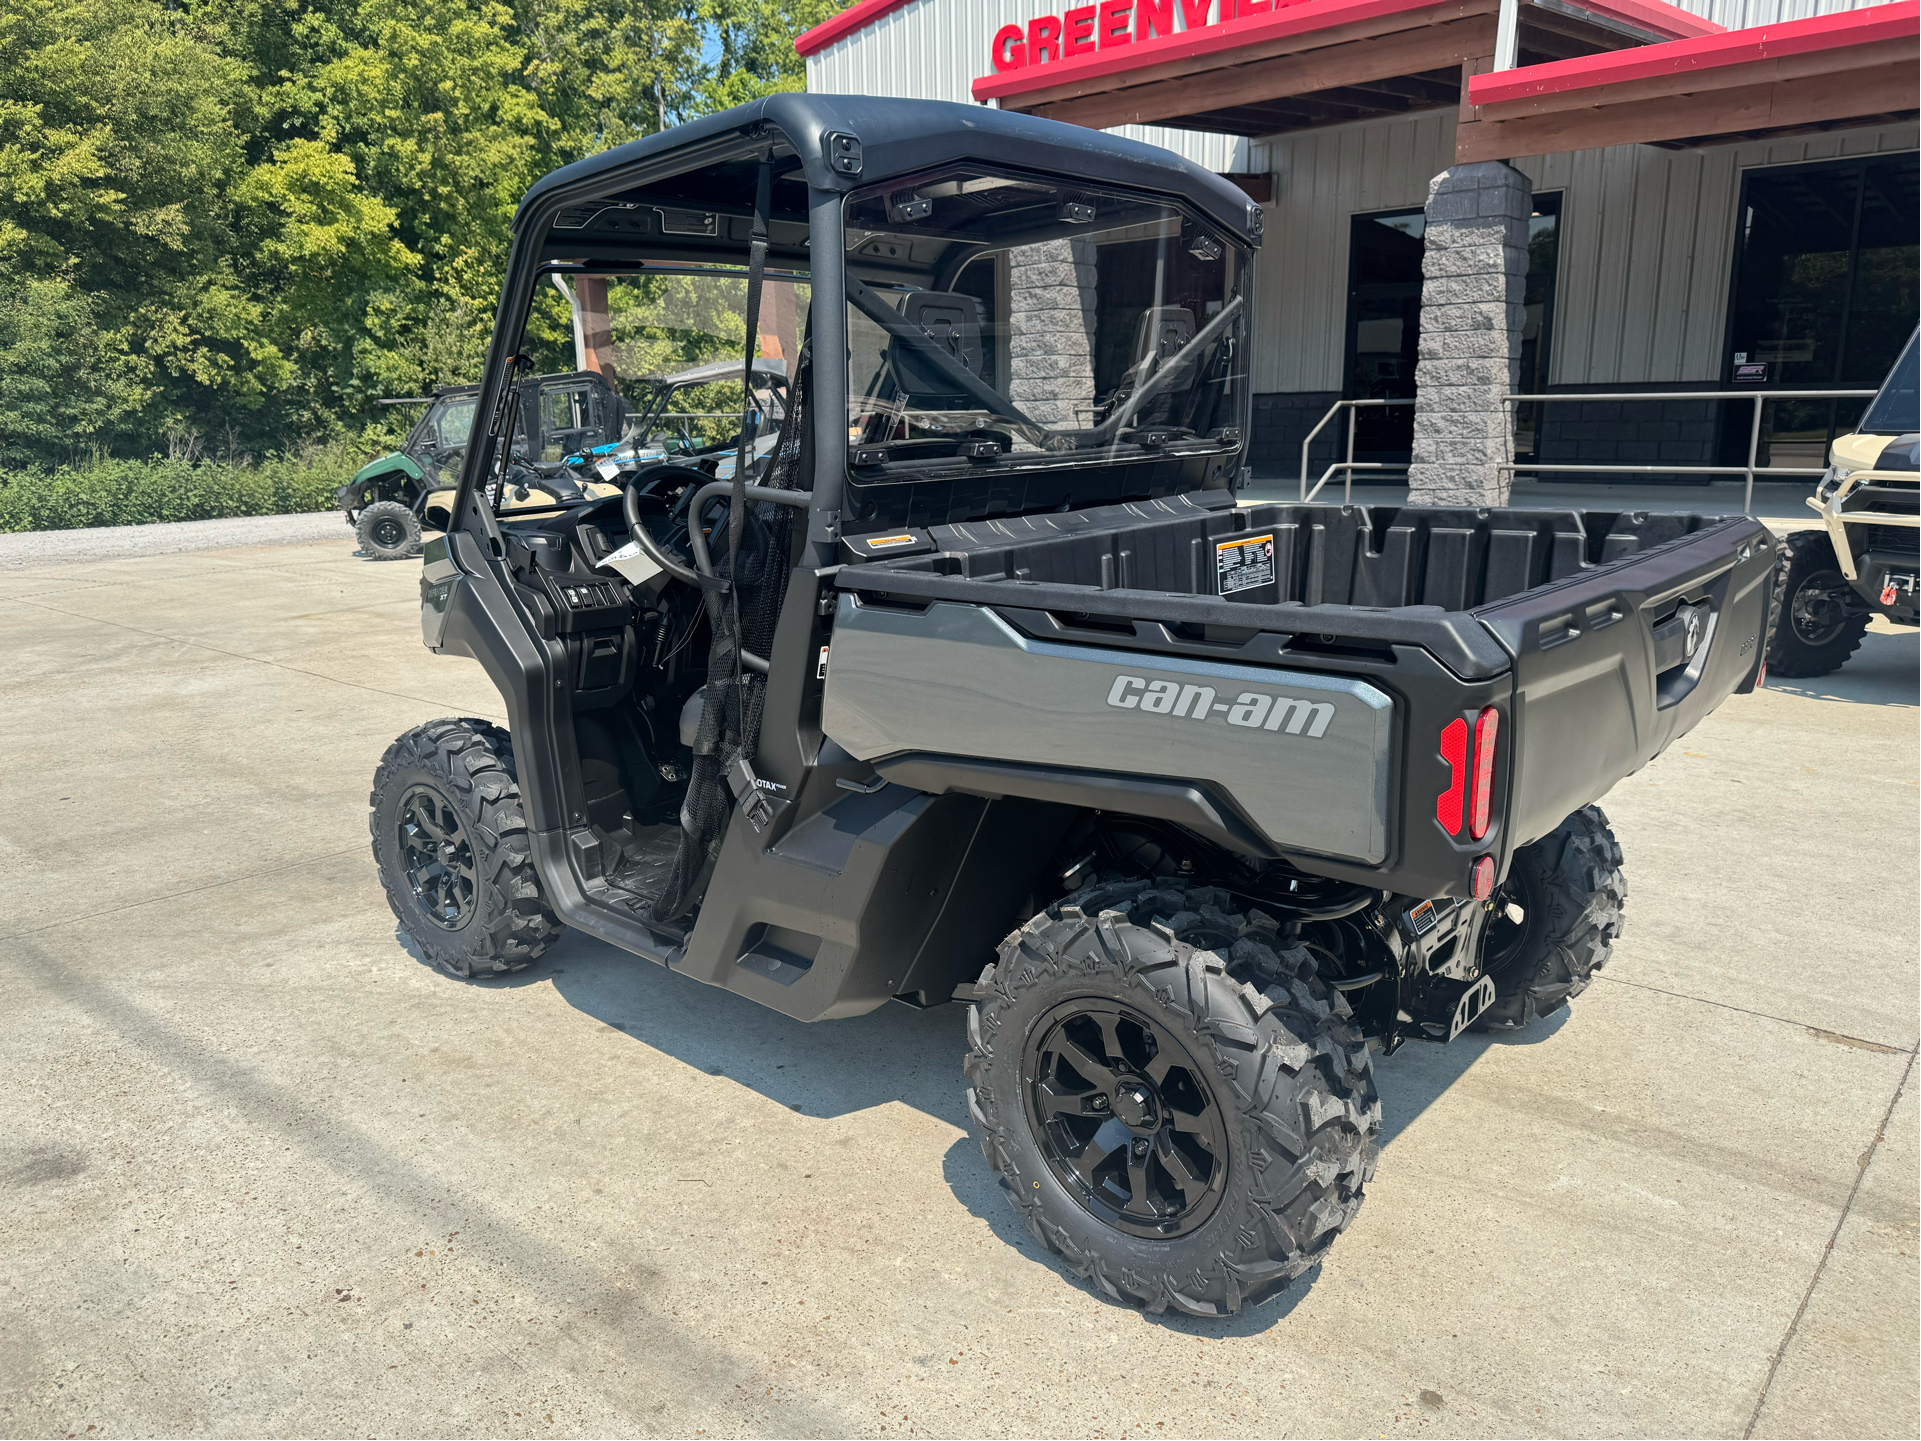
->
[[1760, 625, 1918, 708], [398, 919, 1523, 1331]]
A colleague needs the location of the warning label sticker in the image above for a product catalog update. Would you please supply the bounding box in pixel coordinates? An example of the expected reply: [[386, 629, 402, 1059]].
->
[[863, 533, 919, 550], [1216, 533, 1276, 594]]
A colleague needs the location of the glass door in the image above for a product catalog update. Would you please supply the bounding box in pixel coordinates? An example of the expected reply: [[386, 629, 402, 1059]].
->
[[1723, 153, 1920, 466], [1344, 209, 1425, 463]]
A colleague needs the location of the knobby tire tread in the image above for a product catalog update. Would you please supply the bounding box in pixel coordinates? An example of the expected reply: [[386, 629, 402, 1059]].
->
[[1476, 804, 1625, 1031], [370, 718, 561, 977], [962, 878, 1382, 1318]]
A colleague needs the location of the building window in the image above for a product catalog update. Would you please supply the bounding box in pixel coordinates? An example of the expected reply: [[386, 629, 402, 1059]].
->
[[1515, 192, 1563, 461], [1724, 153, 1919, 467], [1342, 194, 1562, 464]]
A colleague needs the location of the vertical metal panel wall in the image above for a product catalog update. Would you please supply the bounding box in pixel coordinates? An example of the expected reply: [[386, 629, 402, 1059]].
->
[[1251, 112, 1918, 392], [803, 0, 1252, 171]]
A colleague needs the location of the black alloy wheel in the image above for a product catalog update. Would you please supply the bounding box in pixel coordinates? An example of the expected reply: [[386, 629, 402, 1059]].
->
[[1023, 1000, 1229, 1238], [1788, 565, 1854, 647], [395, 783, 476, 930]]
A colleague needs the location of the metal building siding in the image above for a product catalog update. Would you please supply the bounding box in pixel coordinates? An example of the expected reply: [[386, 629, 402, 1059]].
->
[[803, 0, 1251, 169], [1679, 0, 1884, 27], [1251, 110, 1915, 391], [1251, 112, 1458, 392], [1540, 124, 1919, 384]]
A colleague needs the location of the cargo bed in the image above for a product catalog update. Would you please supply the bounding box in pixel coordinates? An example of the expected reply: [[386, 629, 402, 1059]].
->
[[823, 494, 1779, 899]]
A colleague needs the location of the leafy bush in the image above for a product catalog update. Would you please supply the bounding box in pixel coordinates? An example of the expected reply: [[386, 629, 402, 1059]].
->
[[0, 449, 359, 533]]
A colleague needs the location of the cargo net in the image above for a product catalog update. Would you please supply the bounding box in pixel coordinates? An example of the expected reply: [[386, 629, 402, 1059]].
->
[[650, 342, 809, 923]]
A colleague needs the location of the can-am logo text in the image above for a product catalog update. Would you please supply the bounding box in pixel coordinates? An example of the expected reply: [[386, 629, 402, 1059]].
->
[[1105, 675, 1334, 737]]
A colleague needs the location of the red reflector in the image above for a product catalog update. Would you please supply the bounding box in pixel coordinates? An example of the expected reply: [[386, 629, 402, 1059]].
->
[[1436, 718, 1468, 835], [1471, 855, 1495, 899], [1469, 706, 1499, 841], [1757, 663, 1767, 688]]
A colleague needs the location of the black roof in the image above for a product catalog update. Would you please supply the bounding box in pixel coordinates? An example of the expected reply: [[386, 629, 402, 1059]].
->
[[516, 93, 1261, 243]]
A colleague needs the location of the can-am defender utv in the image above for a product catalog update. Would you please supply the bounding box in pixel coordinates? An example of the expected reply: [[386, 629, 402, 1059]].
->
[[371, 95, 1780, 1316], [1768, 326, 1920, 677]]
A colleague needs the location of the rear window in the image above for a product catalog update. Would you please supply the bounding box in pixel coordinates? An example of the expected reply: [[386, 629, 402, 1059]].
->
[[841, 166, 1248, 483]]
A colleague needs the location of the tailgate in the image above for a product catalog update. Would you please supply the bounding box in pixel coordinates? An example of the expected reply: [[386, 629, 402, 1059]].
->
[[1473, 516, 1776, 849], [821, 598, 1396, 866]]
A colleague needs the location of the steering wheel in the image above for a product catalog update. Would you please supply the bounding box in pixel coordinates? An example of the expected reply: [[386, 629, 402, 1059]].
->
[[620, 464, 715, 588]]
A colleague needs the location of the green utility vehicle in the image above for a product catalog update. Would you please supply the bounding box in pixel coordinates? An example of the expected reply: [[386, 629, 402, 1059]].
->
[[339, 371, 627, 559]]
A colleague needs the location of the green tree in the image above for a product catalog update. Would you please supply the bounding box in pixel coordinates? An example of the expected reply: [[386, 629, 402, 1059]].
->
[[0, 0, 851, 467]]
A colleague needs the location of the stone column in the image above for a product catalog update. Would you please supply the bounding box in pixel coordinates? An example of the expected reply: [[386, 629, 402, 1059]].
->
[[1008, 237, 1098, 429], [1406, 161, 1532, 506]]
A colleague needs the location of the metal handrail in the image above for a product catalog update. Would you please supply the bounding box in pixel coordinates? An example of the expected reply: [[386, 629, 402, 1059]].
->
[[1298, 398, 1415, 503], [1297, 388, 1881, 513], [1502, 389, 1879, 514]]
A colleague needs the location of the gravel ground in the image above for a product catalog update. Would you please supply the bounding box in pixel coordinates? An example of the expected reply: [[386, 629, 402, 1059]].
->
[[0, 509, 352, 570]]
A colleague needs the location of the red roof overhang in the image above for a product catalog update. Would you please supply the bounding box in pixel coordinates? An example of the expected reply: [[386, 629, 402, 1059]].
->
[[1471, 0, 1918, 103], [969, 0, 1712, 104], [793, 0, 1714, 64], [796, 0, 917, 58], [1457, 0, 1919, 159]]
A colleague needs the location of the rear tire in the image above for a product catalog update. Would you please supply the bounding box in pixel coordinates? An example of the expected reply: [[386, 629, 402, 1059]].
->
[[356, 500, 422, 561], [1768, 530, 1867, 677], [963, 878, 1381, 1316], [1475, 805, 1625, 1031], [370, 719, 561, 977]]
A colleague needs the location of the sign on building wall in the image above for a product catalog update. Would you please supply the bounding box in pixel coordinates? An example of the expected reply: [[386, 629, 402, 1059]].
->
[[988, 0, 1272, 73]]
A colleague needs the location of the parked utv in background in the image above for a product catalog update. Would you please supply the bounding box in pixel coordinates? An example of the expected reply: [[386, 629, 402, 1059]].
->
[[339, 370, 628, 559], [1769, 326, 1919, 676], [368, 95, 1779, 1316]]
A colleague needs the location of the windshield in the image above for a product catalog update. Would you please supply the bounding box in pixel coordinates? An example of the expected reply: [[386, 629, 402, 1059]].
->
[[493, 267, 811, 506], [1861, 327, 1919, 435], [425, 396, 478, 450], [843, 167, 1248, 481]]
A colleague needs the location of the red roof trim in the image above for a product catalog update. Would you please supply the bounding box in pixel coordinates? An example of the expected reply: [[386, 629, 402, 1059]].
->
[[1469, 0, 1919, 105], [795, 0, 1719, 73], [970, 0, 1715, 103], [795, 0, 917, 57], [973, 0, 1474, 101]]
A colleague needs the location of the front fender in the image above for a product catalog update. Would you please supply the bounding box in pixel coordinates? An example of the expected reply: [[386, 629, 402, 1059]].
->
[[343, 454, 426, 510]]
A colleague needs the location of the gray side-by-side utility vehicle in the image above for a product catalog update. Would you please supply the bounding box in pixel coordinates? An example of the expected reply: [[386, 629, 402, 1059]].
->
[[370, 94, 1780, 1316]]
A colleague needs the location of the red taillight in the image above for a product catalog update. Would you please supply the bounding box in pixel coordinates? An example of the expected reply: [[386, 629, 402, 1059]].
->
[[1469, 705, 1499, 840], [1436, 718, 1468, 835], [1471, 855, 1495, 898]]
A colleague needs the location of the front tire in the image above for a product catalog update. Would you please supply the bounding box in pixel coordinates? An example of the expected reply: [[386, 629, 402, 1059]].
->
[[370, 719, 561, 977], [1768, 530, 1868, 677], [1476, 805, 1625, 1031], [963, 879, 1381, 1316], [356, 500, 423, 561]]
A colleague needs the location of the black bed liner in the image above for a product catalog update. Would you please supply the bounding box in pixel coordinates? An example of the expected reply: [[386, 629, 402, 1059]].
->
[[837, 493, 1756, 681]]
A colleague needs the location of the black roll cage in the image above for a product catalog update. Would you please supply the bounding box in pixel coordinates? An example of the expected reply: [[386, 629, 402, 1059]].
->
[[449, 96, 1263, 569]]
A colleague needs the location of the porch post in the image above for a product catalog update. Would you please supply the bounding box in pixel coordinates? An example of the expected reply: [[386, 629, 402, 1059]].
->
[[1406, 160, 1531, 506]]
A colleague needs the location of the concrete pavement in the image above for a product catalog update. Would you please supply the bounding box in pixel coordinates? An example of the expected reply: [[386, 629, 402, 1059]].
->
[[1, 533, 1914, 1438]]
